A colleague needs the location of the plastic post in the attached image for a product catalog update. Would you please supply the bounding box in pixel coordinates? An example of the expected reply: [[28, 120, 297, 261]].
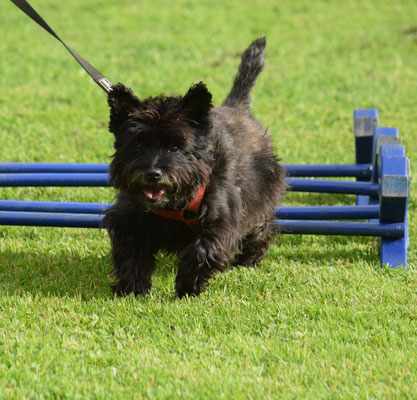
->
[[371, 127, 400, 182], [378, 144, 410, 268], [354, 109, 379, 206], [354, 109, 378, 164]]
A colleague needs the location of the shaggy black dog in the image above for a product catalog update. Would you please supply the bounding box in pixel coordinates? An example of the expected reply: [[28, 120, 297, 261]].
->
[[103, 38, 287, 298]]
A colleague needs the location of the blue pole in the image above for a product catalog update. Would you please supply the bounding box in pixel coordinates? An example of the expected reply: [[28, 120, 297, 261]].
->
[[0, 211, 103, 228], [0, 210, 404, 237], [0, 162, 372, 178], [286, 178, 379, 196], [0, 162, 109, 173], [0, 173, 111, 187], [284, 164, 372, 179], [0, 173, 380, 195], [275, 205, 379, 220], [0, 201, 381, 220], [0, 200, 111, 214], [274, 220, 404, 238]]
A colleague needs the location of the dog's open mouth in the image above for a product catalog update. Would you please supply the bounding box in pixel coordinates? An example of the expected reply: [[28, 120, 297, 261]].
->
[[143, 185, 166, 201]]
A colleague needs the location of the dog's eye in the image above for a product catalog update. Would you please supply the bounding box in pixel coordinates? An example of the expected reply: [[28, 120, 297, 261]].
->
[[169, 146, 179, 153]]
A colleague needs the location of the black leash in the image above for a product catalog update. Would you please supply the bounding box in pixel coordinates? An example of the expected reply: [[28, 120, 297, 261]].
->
[[9, 0, 113, 93]]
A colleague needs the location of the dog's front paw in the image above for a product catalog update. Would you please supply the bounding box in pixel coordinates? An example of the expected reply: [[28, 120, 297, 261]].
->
[[112, 280, 151, 297], [175, 275, 204, 298]]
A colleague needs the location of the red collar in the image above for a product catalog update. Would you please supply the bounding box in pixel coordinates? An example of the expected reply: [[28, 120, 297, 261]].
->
[[150, 184, 206, 232]]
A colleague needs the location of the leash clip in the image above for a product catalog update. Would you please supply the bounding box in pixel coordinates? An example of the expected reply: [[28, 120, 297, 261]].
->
[[98, 78, 113, 93]]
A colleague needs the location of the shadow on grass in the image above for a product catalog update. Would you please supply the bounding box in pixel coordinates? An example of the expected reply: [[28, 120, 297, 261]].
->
[[0, 249, 111, 299], [0, 248, 178, 299], [0, 224, 382, 300]]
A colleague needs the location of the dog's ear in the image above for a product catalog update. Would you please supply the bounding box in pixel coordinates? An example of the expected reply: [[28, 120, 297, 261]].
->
[[107, 83, 141, 133], [182, 82, 213, 126]]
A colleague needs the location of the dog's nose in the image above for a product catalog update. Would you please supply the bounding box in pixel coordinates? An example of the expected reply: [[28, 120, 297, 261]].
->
[[145, 168, 162, 181]]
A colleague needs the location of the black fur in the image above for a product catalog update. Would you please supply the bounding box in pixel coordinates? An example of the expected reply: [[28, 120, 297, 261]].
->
[[102, 38, 287, 298]]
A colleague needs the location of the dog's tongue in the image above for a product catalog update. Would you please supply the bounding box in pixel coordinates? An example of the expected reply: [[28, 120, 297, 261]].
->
[[143, 186, 165, 201]]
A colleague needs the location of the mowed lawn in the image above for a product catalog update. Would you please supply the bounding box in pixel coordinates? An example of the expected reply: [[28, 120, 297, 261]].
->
[[0, 0, 416, 398]]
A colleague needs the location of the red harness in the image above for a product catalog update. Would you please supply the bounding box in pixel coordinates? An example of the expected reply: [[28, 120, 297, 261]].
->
[[150, 185, 206, 232]]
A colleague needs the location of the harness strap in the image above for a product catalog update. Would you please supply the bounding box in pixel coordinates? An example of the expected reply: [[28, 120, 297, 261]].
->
[[151, 185, 206, 232], [9, 0, 113, 93]]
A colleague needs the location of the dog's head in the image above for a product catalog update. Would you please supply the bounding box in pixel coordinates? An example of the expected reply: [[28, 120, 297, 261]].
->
[[107, 83, 213, 210]]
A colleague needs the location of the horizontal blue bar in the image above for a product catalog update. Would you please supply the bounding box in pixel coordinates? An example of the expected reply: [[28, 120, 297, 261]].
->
[[275, 205, 380, 220], [0, 173, 380, 195], [0, 162, 372, 178], [0, 173, 111, 187], [0, 163, 109, 173], [0, 201, 381, 220], [0, 211, 103, 228], [0, 211, 403, 237], [286, 178, 379, 196], [0, 200, 111, 214], [284, 164, 372, 179], [274, 220, 404, 238]]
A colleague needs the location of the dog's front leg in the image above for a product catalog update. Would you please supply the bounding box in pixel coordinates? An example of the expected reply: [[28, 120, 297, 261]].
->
[[175, 229, 237, 298], [109, 231, 158, 297]]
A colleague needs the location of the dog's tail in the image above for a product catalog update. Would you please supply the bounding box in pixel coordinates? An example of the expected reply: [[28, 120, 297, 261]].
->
[[223, 37, 266, 111]]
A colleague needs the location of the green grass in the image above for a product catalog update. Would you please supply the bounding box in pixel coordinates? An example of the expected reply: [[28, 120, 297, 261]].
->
[[0, 0, 416, 398]]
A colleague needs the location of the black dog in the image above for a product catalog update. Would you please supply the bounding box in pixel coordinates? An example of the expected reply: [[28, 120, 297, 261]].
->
[[103, 38, 287, 298]]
